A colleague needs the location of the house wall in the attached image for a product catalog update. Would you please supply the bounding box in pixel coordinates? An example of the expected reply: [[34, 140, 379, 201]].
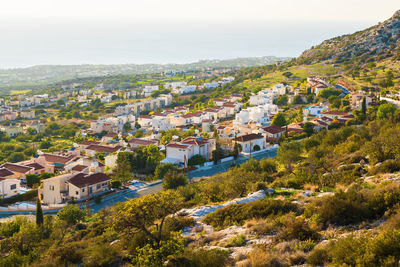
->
[[166, 146, 193, 163], [40, 174, 72, 204], [68, 181, 109, 200], [0, 178, 20, 199], [238, 138, 266, 153]]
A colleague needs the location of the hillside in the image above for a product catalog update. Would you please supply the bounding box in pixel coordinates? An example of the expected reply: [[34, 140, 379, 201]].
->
[[298, 10, 400, 64], [0, 56, 290, 91]]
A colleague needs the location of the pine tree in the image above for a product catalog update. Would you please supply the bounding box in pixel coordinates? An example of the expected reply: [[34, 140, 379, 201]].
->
[[362, 97, 367, 115], [36, 198, 43, 226]]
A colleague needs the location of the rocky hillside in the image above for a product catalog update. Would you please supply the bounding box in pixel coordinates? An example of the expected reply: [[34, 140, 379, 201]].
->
[[298, 10, 400, 64]]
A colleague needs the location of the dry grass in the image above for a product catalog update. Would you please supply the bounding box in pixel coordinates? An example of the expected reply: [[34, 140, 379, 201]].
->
[[244, 218, 275, 235]]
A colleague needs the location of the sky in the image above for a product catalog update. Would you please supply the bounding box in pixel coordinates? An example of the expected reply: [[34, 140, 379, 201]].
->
[[0, 0, 398, 68]]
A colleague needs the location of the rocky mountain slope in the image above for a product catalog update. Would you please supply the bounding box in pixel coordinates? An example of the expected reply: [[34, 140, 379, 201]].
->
[[298, 10, 400, 64]]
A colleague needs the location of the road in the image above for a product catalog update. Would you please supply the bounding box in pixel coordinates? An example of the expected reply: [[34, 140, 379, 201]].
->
[[0, 148, 278, 218]]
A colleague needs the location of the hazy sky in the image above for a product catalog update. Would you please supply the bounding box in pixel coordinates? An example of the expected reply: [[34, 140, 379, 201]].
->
[[0, 1, 398, 68], [1, 0, 398, 22]]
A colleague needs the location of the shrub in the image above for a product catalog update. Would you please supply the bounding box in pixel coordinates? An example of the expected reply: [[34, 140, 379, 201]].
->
[[162, 171, 188, 190], [0, 189, 38, 206], [94, 195, 102, 204], [203, 199, 299, 229], [307, 247, 330, 266], [188, 154, 206, 166], [276, 216, 320, 242], [183, 248, 229, 267], [57, 205, 85, 225], [110, 180, 122, 188], [154, 163, 178, 180]]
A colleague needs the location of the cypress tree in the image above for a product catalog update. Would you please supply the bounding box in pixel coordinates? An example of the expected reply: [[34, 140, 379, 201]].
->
[[36, 198, 43, 226]]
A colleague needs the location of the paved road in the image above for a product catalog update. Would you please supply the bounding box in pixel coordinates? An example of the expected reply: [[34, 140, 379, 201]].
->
[[0, 148, 278, 218]]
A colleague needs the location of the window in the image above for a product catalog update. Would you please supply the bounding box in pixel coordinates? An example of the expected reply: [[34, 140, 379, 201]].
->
[[49, 185, 54, 191], [82, 188, 85, 193], [10, 184, 16, 190], [76, 191, 79, 195], [96, 184, 101, 190]]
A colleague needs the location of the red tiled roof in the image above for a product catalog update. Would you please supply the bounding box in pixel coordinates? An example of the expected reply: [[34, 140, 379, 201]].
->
[[166, 143, 191, 149], [182, 137, 209, 146], [104, 133, 116, 138], [234, 133, 264, 142], [0, 168, 14, 178], [0, 163, 33, 174], [26, 162, 45, 170], [128, 138, 158, 146], [139, 115, 152, 119], [85, 145, 121, 153], [80, 140, 100, 146], [43, 154, 75, 164], [321, 111, 349, 116], [262, 125, 285, 134], [71, 165, 88, 172], [68, 172, 111, 188]]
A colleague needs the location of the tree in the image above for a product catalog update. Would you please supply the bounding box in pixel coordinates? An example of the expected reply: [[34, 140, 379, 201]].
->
[[233, 141, 239, 159], [377, 103, 396, 120], [277, 141, 302, 173], [154, 163, 178, 180], [26, 127, 37, 135], [162, 171, 188, 190], [8, 152, 25, 163], [26, 174, 40, 188], [212, 143, 224, 164], [253, 144, 260, 151], [293, 95, 304, 104], [57, 205, 85, 225], [188, 154, 206, 166], [276, 95, 288, 106], [116, 152, 134, 181], [113, 190, 184, 246], [303, 122, 315, 137], [36, 198, 43, 226], [272, 113, 286, 127], [361, 97, 367, 115], [123, 121, 132, 132]]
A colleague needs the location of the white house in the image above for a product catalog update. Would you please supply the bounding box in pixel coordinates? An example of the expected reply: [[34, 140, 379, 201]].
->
[[303, 105, 328, 117], [234, 133, 266, 153], [0, 177, 20, 199], [164, 137, 216, 164]]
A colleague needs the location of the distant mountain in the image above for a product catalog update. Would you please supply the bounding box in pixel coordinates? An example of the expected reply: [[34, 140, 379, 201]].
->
[[0, 56, 291, 90], [298, 10, 400, 64]]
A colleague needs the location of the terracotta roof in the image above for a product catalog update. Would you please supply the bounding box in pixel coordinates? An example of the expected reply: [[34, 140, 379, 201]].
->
[[68, 172, 111, 188], [181, 137, 209, 146], [25, 162, 45, 170], [222, 102, 236, 107], [85, 145, 121, 153], [262, 125, 285, 134], [0, 168, 14, 178], [234, 133, 264, 142], [139, 115, 152, 119], [80, 140, 100, 146], [0, 163, 33, 174], [103, 133, 116, 138], [71, 165, 88, 172], [321, 111, 349, 116], [43, 154, 75, 164], [128, 138, 158, 146], [166, 143, 191, 149]]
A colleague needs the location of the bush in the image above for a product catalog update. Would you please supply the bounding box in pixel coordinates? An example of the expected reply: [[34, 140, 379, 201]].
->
[[94, 195, 102, 204], [188, 154, 206, 166], [154, 163, 178, 180], [0, 189, 38, 206], [57, 205, 85, 225], [26, 174, 40, 188], [162, 171, 188, 190], [307, 247, 330, 266], [110, 180, 122, 188], [203, 199, 299, 229], [183, 249, 229, 267]]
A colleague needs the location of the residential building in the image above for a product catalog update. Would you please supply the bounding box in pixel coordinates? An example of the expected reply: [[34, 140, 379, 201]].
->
[[234, 133, 266, 153], [67, 173, 111, 201]]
